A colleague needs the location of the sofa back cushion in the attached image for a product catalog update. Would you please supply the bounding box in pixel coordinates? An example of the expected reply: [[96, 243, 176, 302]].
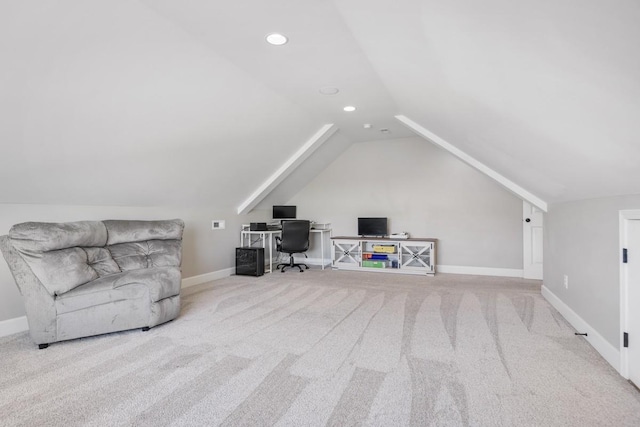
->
[[104, 220, 184, 245], [7, 219, 184, 296], [9, 221, 107, 252], [108, 240, 182, 271], [18, 248, 100, 295], [84, 247, 121, 277]]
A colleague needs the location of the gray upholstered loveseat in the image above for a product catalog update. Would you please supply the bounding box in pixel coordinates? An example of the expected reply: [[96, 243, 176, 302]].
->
[[0, 219, 184, 348]]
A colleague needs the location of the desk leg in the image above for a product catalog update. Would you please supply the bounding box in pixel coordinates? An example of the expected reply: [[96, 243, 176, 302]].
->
[[269, 233, 273, 273], [260, 232, 269, 274], [320, 231, 325, 270]]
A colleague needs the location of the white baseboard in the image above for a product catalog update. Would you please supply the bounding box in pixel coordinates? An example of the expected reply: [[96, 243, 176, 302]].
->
[[181, 267, 235, 289], [0, 315, 28, 338], [291, 257, 331, 267], [299, 261, 519, 276], [541, 285, 620, 373], [437, 265, 523, 278]]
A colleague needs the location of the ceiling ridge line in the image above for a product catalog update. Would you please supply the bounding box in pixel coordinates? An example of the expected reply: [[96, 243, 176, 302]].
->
[[237, 124, 338, 215], [395, 115, 547, 212]]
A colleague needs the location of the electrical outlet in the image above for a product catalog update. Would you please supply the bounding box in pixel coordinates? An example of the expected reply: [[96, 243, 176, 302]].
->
[[212, 220, 225, 230], [563, 275, 569, 289]]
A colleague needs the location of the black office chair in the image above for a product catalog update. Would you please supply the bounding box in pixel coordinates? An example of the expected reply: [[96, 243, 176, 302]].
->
[[275, 220, 310, 272]]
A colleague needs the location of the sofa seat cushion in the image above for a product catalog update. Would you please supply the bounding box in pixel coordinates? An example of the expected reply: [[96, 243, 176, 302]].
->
[[108, 240, 182, 271], [112, 267, 181, 301], [55, 266, 181, 315]]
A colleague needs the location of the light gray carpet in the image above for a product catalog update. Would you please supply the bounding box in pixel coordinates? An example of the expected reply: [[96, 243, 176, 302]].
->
[[1, 270, 639, 426]]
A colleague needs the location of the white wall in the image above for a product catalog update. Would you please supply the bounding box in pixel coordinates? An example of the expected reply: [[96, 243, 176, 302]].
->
[[0, 137, 526, 324], [288, 137, 523, 269], [544, 194, 640, 349], [0, 204, 264, 322]]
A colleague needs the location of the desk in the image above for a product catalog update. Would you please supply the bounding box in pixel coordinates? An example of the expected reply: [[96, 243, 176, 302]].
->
[[240, 226, 332, 273]]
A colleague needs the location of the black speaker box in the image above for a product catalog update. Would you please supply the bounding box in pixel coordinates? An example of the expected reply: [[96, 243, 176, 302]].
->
[[235, 247, 265, 276]]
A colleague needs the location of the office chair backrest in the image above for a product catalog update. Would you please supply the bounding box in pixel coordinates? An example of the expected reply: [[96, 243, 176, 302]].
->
[[280, 220, 310, 253]]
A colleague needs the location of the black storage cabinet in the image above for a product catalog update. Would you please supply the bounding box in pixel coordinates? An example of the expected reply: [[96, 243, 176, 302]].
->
[[235, 247, 265, 276]]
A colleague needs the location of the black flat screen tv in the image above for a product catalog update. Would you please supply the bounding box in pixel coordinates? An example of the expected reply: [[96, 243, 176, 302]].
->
[[358, 217, 388, 237], [273, 205, 297, 220]]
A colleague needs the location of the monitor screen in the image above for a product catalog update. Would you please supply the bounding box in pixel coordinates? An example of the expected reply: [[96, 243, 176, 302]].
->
[[358, 217, 388, 237], [273, 205, 297, 220]]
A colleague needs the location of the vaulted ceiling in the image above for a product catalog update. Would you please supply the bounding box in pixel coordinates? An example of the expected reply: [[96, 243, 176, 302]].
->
[[1, 1, 639, 209]]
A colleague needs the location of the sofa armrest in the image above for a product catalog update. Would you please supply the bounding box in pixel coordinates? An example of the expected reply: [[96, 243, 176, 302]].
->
[[0, 236, 57, 344]]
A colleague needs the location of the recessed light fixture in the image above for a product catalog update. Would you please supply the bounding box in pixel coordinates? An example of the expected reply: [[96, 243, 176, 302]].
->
[[266, 33, 288, 46], [343, 106, 356, 112], [319, 87, 339, 95], [363, 124, 372, 129]]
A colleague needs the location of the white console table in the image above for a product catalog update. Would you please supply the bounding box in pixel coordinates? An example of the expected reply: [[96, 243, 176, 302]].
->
[[331, 236, 437, 276]]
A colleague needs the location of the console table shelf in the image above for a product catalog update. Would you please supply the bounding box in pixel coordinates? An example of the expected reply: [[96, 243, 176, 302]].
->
[[331, 236, 437, 276]]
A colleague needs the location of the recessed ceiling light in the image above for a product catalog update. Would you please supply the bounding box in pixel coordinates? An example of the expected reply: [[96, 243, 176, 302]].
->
[[266, 33, 288, 46], [319, 87, 339, 95], [343, 106, 356, 112]]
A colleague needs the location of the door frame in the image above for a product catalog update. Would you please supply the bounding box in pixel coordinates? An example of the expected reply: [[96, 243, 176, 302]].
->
[[619, 209, 640, 379]]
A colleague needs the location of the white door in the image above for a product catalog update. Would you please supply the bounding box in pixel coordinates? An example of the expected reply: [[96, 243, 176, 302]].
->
[[523, 201, 543, 280], [626, 219, 640, 387]]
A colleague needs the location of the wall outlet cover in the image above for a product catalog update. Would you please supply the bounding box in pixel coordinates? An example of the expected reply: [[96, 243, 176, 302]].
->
[[212, 220, 226, 230]]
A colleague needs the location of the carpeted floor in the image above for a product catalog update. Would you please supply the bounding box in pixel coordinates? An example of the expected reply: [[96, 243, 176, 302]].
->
[[1, 270, 639, 426]]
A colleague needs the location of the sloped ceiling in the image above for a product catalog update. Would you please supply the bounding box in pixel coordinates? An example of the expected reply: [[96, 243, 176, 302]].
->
[[339, 0, 640, 203], [1, 0, 639, 209]]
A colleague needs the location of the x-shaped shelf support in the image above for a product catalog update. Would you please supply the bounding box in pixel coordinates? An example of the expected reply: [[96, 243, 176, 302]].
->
[[401, 245, 430, 268], [334, 242, 360, 264]]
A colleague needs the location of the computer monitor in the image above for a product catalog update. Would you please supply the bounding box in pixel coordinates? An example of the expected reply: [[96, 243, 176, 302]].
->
[[358, 217, 388, 237], [273, 205, 297, 220]]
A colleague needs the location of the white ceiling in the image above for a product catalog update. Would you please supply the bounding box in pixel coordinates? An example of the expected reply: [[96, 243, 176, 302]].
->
[[1, 0, 639, 208]]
